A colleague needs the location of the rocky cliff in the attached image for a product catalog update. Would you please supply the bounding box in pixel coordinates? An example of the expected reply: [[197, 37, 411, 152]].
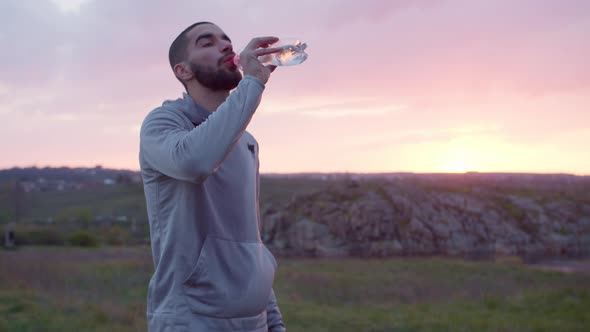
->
[[261, 174, 590, 261]]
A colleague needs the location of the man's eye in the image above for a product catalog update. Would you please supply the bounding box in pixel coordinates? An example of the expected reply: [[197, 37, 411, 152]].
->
[[202, 42, 213, 47]]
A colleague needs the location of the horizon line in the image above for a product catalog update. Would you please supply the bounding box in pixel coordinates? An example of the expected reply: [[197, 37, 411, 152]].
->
[[1, 165, 589, 177]]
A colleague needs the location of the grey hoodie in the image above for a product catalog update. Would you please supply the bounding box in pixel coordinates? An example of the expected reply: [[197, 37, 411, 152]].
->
[[139, 76, 286, 332]]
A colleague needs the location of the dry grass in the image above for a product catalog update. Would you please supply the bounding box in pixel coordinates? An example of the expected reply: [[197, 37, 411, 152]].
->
[[1, 246, 590, 332], [0, 246, 151, 331]]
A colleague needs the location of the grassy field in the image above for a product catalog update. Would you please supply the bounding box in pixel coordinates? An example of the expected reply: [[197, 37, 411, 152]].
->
[[1, 177, 329, 224], [1, 247, 589, 332]]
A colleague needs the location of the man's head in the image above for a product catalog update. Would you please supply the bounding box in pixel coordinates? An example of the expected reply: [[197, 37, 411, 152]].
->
[[169, 22, 242, 91]]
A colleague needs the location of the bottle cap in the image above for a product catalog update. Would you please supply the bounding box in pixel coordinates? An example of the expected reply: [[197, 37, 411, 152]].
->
[[232, 55, 241, 66]]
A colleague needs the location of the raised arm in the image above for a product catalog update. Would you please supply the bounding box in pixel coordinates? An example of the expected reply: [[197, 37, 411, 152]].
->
[[140, 76, 265, 183]]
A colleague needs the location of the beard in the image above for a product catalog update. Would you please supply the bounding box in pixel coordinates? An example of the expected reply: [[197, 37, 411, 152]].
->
[[190, 60, 242, 91]]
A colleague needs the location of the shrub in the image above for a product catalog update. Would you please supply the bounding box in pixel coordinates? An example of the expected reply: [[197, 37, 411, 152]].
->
[[13, 228, 65, 246], [68, 231, 99, 247], [99, 225, 130, 246]]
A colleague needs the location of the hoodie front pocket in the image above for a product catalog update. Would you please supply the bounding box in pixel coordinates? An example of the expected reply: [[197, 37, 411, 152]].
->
[[182, 236, 277, 318]]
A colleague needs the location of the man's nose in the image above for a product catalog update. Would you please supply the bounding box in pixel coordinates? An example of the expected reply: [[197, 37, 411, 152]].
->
[[220, 40, 232, 53]]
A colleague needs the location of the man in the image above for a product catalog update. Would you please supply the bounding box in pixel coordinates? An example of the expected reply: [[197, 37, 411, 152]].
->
[[139, 22, 286, 332]]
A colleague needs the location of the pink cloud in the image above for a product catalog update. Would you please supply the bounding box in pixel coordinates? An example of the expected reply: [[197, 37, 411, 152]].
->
[[1, 0, 589, 172]]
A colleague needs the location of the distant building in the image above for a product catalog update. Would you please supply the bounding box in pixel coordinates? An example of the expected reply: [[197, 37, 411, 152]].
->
[[115, 216, 129, 223], [19, 181, 38, 192]]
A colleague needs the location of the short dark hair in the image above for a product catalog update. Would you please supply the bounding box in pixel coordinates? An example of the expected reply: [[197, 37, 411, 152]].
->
[[168, 21, 213, 89]]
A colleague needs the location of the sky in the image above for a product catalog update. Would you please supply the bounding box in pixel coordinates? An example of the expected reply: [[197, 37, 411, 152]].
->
[[1, 0, 589, 174]]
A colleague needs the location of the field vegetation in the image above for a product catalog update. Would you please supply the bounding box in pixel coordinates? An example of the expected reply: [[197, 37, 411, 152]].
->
[[1, 246, 589, 332]]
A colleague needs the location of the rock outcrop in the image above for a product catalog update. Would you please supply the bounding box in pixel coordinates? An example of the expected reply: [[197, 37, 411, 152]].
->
[[261, 175, 590, 260]]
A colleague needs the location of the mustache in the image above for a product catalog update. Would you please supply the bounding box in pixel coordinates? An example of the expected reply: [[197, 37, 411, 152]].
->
[[219, 52, 236, 65]]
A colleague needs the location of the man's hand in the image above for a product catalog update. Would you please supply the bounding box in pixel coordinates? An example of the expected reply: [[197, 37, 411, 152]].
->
[[239, 37, 281, 84]]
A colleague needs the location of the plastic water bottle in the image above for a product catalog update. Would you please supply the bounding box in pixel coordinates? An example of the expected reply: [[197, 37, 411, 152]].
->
[[233, 38, 308, 68], [258, 38, 308, 66]]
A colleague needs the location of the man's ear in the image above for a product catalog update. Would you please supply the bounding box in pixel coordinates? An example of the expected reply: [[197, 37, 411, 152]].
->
[[173, 62, 193, 82]]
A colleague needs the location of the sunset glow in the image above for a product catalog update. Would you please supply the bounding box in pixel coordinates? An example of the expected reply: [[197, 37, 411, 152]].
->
[[1, 0, 589, 174]]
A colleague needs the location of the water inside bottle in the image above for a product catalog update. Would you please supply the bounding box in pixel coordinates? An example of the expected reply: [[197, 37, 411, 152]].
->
[[259, 39, 308, 66]]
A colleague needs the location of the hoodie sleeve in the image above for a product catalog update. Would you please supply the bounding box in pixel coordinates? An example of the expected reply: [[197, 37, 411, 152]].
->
[[140, 76, 265, 183], [266, 288, 286, 332]]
